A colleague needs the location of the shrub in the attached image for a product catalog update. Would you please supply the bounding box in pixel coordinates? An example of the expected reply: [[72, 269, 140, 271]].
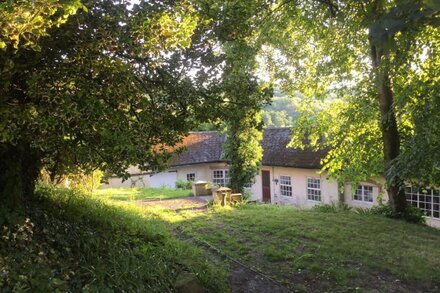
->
[[369, 203, 426, 224], [176, 179, 192, 190], [40, 170, 104, 192], [354, 207, 373, 215], [403, 204, 426, 224], [369, 204, 394, 217], [68, 170, 104, 192], [241, 189, 252, 200]]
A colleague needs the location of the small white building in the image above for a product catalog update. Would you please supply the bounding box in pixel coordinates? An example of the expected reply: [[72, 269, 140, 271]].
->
[[103, 128, 440, 228]]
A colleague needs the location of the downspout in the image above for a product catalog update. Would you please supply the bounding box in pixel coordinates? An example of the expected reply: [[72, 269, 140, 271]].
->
[[272, 166, 276, 204]]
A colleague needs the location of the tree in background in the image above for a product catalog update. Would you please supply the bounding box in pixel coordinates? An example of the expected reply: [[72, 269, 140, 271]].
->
[[0, 0, 226, 208], [256, 0, 439, 216], [262, 90, 300, 127]]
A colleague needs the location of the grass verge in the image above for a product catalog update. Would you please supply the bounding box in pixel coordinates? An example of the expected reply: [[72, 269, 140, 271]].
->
[[94, 187, 192, 201], [0, 185, 228, 292]]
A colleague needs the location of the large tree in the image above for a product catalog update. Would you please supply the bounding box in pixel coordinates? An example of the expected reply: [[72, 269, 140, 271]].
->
[[257, 0, 439, 216], [196, 0, 273, 193], [0, 0, 226, 208]]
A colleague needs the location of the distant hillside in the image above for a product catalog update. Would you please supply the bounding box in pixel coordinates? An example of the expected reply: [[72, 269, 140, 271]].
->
[[193, 91, 300, 130], [262, 92, 300, 128]]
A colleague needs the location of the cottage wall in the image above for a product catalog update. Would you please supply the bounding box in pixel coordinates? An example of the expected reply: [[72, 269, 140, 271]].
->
[[248, 166, 339, 207], [175, 163, 229, 182], [103, 174, 150, 188], [101, 163, 440, 229], [343, 181, 387, 209]]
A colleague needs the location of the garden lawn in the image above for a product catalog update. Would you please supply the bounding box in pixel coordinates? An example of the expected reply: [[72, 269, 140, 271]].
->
[[94, 187, 192, 201], [153, 204, 440, 292]]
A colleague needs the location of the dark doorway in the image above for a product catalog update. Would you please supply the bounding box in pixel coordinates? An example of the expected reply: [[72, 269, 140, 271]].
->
[[262, 170, 271, 203]]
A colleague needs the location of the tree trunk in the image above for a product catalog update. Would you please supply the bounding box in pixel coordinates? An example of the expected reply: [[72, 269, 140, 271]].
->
[[0, 143, 41, 210], [370, 43, 407, 216]]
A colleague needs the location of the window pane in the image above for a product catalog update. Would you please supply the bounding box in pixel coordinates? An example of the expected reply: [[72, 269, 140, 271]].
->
[[280, 175, 291, 185], [280, 176, 292, 196], [213, 179, 224, 186], [213, 170, 228, 186], [186, 173, 195, 181], [353, 185, 373, 202], [213, 170, 223, 178], [307, 178, 321, 201], [354, 186, 363, 201], [364, 186, 373, 202]]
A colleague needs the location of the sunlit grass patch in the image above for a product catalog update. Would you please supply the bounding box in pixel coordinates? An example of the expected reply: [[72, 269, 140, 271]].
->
[[94, 187, 192, 201]]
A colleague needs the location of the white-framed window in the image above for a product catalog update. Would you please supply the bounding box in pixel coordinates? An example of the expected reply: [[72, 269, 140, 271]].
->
[[280, 175, 292, 197], [353, 185, 373, 202], [212, 169, 230, 187], [186, 173, 196, 181], [405, 186, 440, 219], [307, 177, 321, 201]]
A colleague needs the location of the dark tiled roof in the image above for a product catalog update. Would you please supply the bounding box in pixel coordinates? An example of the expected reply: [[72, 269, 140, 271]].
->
[[169, 128, 325, 169], [261, 128, 325, 169], [168, 131, 225, 166]]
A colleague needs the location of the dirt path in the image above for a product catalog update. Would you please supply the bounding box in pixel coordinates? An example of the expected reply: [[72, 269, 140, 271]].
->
[[138, 195, 212, 211], [229, 265, 291, 293], [138, 197, 292, 293]]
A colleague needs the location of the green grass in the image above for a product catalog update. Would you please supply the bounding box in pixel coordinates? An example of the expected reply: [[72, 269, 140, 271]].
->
[[94, 187, 192, 201], [0, 185, 228, 292], [23, 188, 438, 292], [149, 204, 440, 292]]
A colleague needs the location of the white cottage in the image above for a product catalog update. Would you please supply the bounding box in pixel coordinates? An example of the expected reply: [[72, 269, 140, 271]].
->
[[103, 128, 440, 227]]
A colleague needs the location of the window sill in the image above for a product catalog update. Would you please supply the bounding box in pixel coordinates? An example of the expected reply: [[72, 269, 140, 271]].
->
[[352, 200, 374, 204], [424, 216, 440, 221]]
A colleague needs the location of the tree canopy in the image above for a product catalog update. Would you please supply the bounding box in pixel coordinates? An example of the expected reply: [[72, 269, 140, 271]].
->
[[0, 0, 243, 206], [255, 0, 439, 214]]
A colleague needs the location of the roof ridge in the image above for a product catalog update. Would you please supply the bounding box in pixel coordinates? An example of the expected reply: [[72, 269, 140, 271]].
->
[[188, 127, 292, 134], [188, 130, 221, 134], [264, 127, 292, 130], [170, 126, 324, 169]]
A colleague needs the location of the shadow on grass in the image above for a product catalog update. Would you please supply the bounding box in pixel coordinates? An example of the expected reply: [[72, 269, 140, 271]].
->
[[0, 185, 228, 292]]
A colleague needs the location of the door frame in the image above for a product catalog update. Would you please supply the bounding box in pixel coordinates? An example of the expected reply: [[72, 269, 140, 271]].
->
[[261, 170, 271, 203]]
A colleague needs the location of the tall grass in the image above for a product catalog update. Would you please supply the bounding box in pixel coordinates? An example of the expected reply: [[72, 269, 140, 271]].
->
[[0, 184, 228, 292]]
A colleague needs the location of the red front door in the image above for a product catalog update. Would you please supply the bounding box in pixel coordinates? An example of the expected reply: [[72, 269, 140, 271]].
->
[[262, 170, 271, 203]]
